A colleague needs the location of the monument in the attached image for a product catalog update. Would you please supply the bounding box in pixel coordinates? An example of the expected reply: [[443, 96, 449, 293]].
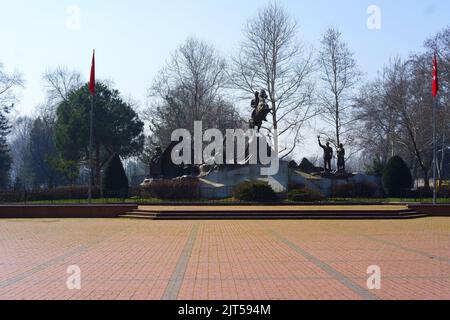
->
[[142, 89, 288, 198], [141, 90, 382, 199], [149, 146, 163, 179], [250, 89, 271, 131], [318, 136, 333, 173], [337, 143, 346, 173]]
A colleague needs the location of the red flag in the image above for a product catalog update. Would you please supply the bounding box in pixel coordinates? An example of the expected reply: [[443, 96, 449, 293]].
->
[[432, 53, 439, 97], [89, 50, 95, 96]]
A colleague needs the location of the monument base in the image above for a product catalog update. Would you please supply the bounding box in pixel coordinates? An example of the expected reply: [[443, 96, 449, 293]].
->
[[198, 161, 289, 199], [290, 170, 383, 198]]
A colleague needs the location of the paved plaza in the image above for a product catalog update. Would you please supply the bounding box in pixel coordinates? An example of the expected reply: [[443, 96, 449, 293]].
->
[[1, 217, 450, 300]]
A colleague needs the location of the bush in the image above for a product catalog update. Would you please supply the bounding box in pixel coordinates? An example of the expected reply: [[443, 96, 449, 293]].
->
[[408, 187, 433, 199], [382, 156, 412, 197], [331, 182, 378, 198], [141, 177, 200, 200], [0, 186, 103, 203], [408, 186, 450, 199], [288, 181, 305, 190], [438, 185, 450, 198], [288, 188, 325, 202], [364, 157, 386, 177], [233, 181, 278, 202], [102, 154, 129, 198]]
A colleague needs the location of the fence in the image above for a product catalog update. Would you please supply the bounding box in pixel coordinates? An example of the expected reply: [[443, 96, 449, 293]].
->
[[0, 186, 239, 205], [1, 186, 450, 206]]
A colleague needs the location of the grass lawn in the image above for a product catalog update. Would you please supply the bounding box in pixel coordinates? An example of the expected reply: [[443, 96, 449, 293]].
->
[[6, 197, 450, 205], [329, 198, 450, 204]]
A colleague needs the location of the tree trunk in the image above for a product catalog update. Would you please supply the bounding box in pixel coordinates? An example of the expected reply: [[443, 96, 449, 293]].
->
[[423, 167, 429, 189]]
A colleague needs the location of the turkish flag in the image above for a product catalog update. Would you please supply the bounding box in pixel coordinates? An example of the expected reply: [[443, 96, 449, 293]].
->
[[432, 54, 439, 97], [89, 50, 95, 96]]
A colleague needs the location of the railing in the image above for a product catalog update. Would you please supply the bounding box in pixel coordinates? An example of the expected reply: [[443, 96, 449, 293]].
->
[[1, 187, 449, 206], [0, 187, 238, 205]]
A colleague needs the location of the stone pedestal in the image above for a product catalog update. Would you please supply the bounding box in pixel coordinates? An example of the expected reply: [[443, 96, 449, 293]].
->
[[198, 161, 289, 199]]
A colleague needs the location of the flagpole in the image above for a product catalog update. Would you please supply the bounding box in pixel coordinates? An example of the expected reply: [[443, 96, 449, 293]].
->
[[88, 49, 95, 204], [433, 96, 437, 205], [89, 93, 94, 204], [432, 53, 439, 206]]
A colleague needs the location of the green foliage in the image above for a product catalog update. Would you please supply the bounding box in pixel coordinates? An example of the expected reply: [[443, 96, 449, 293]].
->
[[232, 181, 278, 202], [27, 118, 62, 188], [141, 178, 200, 200], [331, 182, 378, 198], [382, 156, 413, 197], [288, 188, 325, 202], [55, 82, 144, 182], [0, 186, 102, 203], [102, 154, 129, 197], [54, 159, 79, 185], [365, 157, 386, 177]]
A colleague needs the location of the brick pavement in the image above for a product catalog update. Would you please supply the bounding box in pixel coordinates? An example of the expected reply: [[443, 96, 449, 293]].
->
[[0, 218, 449, 300]]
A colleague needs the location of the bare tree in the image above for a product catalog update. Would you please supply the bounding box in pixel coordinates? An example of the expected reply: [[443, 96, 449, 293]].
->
[[0, 63, 24, 189], [146, 37, 243, 148], [424, 27, 450, 185], [8, 116, 34, 188], [317, 27, 361, 149], [42, 66, 82, 120], [230, 2, 315, 159], [0, 63, 23, 108], [354, 56, 435, 187], [354, 59, 404, 163]]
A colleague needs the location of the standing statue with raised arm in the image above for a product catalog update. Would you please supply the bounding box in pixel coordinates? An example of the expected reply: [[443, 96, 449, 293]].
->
[[318, 136, 333, 173]]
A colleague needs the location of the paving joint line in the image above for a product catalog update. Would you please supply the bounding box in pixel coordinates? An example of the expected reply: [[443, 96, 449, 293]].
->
[[258, 222, 379, 300], [161, 223, 199, 300], [352, 234, 450, 264], [0, 226, 134, 289]]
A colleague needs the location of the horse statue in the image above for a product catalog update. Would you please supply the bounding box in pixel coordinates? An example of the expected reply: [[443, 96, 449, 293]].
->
[[250, 89, 271, 131]]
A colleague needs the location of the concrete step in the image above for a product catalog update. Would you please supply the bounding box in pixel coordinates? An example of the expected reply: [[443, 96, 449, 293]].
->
[[120, 214, 427, 220], [119, 210, 427, 220], [127, 208, 416, 215]]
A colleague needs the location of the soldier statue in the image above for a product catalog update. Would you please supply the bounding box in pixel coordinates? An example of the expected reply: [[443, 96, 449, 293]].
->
[[149, 146, 163, 179], [250, 89, 271, 131], [251, 91, 259, 118], [337, 143, 346, 173], [318, 136, 333, 173]]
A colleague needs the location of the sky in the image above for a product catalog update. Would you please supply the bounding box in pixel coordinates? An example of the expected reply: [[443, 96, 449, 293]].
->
[[1, 0, 449, 157]]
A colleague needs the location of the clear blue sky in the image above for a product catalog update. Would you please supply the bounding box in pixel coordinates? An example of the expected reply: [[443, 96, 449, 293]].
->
[[1, 0, 449, 117]]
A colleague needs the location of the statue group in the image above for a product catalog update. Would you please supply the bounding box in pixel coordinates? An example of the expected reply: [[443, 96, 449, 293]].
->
[[147, 91, 346, 178], [318, 136, 346, 173]]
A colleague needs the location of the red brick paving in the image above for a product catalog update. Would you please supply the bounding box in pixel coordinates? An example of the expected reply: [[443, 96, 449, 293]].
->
[[0, 218, 450, 300]]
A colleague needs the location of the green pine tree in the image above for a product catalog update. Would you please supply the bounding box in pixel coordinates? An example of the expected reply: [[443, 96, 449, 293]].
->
[[382, 156, 413, 197], [102, 154, 129, 198]]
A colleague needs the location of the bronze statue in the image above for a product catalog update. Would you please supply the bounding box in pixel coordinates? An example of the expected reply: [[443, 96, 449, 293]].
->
[[250, 90, 271, 131], [318, 136, 333, 172], [337, 143, 346, 173], [149, 146, 163, 179], [251, 91, 259, 116]]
